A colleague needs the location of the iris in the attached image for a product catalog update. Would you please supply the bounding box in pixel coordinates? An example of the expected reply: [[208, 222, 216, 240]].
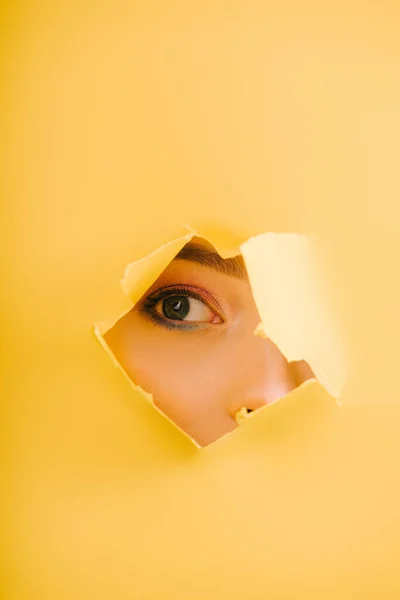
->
[[162, 296, 190, 320]]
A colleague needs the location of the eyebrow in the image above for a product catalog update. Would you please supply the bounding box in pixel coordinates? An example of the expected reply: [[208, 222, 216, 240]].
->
[[174, 242, 247, 279]]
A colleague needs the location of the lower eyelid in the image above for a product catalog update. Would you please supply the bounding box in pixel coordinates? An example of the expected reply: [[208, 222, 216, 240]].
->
[[138, 304, 223, 330], [145, 310, 200, 331]]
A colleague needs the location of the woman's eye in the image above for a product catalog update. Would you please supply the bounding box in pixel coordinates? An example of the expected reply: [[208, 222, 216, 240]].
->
[[154, 295, 221, 323]]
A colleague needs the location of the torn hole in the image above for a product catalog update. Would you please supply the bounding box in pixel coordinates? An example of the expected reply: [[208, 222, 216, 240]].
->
[[97, 233, 343, 447]]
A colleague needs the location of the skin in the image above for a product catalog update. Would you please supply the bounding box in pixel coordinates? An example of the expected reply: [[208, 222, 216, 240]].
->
[[104, 238, 314, 446]]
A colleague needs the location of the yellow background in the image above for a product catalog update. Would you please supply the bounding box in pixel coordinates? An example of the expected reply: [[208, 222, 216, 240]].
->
[[2, 2, 400, 598]]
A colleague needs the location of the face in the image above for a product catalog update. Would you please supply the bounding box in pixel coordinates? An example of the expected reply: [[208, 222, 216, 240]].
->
[[104, 238, 314, 446]]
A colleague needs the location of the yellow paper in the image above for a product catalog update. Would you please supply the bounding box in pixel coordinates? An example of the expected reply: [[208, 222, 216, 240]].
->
[[2, 1, 400, 599]]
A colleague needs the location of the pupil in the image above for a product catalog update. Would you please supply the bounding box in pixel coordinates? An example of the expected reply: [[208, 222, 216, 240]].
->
[[162, 296, 190, 320]]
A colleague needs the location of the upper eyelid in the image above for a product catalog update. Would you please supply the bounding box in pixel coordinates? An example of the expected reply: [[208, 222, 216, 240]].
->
[[145, 286, 206, 307], [147, 285, 212, 305], [147, 285, 196, 299]]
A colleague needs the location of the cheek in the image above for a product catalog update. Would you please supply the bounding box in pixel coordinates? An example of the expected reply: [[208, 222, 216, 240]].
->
[[118, 326, 233, 422]]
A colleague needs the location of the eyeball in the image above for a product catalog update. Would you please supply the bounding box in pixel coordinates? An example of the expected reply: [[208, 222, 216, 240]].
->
[[156, 295, 220, 323]]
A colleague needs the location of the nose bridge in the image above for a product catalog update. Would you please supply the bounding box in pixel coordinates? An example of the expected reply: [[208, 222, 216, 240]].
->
[[230, 329, 296, 414]]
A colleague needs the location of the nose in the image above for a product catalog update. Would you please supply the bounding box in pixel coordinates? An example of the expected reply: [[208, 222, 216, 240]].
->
[[229, 333, 296, 417]]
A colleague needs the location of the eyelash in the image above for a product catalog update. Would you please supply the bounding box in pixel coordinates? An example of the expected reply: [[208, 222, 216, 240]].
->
[[140, 285, 223, 331]]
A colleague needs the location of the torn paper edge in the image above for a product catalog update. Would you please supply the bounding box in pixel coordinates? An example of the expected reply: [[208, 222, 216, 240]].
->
[[96, 226, 196, 336], [241, 232, 346, 403], [94, 323, 202, 448], [94, 228, 343, 448], [94, 226, 202, 447]]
